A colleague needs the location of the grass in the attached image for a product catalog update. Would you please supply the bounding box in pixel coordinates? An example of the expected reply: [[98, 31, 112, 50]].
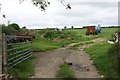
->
[[7, 27, 120, 53], [64, 29, 99, 42], [84, 43, 118, 78], [8, 57, 34, 78], [56, 63, 76, 79], [69, 41, 94, 50], [32, 39, 59, 52], [69, 43, 84, 50], [7, 42, 34, 78], [98, 28, 118, 39], [32, 38, 74, 52], [33, 28, 102, 52]]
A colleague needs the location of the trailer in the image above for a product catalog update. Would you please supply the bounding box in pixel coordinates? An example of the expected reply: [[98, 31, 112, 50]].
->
[[86, 24, 101, 35]]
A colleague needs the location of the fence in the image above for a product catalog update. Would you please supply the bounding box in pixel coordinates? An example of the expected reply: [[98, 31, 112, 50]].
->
[[2, 33, 32, 78]]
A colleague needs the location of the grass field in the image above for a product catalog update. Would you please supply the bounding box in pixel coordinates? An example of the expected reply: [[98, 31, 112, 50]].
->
[[32, 28, 118, 52], [85, 43, 118, 78]]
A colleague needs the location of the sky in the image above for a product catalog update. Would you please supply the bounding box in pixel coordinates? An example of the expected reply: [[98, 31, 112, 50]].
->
[[0, 0, 119, 29]]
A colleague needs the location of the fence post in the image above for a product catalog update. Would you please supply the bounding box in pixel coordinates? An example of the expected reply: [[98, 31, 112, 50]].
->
[[2, 33, 7, 78], [0, 27, 2, 79], [118, 32, 120, 77]]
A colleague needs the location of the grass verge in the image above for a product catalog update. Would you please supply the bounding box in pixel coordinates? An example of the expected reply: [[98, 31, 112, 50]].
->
[[8, 57, 34, 78], [56, 63, 76, 79], [84, 43, 118, 78]]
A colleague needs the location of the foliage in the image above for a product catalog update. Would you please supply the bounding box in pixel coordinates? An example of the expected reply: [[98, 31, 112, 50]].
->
[[2, 24, 16, 35], [19, 0, 71, 11], [8, 23, 20, 30], [64, 26, 67, 29], [43, 30, 75, 40], [71, 26, 74, 29], [56, 63, 76, 79], [85, 43, 118, 78]]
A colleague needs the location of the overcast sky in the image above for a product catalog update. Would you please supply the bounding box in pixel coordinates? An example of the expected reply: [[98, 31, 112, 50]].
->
[[0, 0, 119, 29]]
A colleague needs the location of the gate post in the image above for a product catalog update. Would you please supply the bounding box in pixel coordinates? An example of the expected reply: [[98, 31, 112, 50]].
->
[[2, 33, 7, 79], [118, 32, 120, 78]]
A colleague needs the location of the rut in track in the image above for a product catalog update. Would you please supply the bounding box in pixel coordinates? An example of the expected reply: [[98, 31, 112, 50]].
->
[[32, 38, 106, 78]]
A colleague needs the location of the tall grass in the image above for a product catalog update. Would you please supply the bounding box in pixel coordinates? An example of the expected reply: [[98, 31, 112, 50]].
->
[[85, 43, 118, 78], [8, 57, 34, 78]]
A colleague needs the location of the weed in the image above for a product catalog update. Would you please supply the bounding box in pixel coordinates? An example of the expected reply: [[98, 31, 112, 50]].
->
[[56, 63, 76, 79]]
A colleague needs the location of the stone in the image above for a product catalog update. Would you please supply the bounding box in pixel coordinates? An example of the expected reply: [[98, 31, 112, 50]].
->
[[86, 68, 90, 71], [100, 75, 104, 78]]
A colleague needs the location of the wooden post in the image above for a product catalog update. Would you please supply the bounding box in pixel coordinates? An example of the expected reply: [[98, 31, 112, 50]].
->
[[0, 27, 2, 79], [2, 33, 7, 78], [118, 32, 120, 77]]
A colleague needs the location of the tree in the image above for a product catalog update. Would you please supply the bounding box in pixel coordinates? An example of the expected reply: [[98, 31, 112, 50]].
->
[[8, 23, 20, 30], [0, 0, 71, 18], [2, 24, 16, 35], [0, 0, 71, 13], [71, 26, 73, 29], [64, 26, 67, 29]]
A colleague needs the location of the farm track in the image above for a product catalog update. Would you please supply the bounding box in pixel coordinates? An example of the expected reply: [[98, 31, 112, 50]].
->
[[32, 38, 106, 78]]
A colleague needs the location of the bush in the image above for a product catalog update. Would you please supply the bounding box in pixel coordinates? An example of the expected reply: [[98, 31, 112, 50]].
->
[[2, 24, 16, 35], [8, 23, 20, 30]]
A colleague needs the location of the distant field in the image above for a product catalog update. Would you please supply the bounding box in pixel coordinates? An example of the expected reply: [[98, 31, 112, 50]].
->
[[32, 27, 119, 52]]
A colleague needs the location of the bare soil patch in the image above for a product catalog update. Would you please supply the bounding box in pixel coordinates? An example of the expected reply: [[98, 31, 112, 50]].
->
[[33, 38, 106, 78]]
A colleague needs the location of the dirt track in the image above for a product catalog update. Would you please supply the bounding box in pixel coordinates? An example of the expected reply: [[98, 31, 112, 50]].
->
[[33, 38, 106, 78]]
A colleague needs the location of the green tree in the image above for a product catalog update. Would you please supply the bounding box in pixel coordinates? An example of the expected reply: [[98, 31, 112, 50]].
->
[[2, 24, 16, 35], [71, 26, 74, 29], [0, 0, 71, 12], [8, 23, 20, 30], [64, 26, 67, 29]]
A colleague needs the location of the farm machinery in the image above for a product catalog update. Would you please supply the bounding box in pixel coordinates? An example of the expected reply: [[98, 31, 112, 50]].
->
[[86, 24, 101, 35]]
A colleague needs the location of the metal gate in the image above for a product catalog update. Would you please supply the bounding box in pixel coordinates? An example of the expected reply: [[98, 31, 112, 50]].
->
[[2, 33, 32, 78]]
